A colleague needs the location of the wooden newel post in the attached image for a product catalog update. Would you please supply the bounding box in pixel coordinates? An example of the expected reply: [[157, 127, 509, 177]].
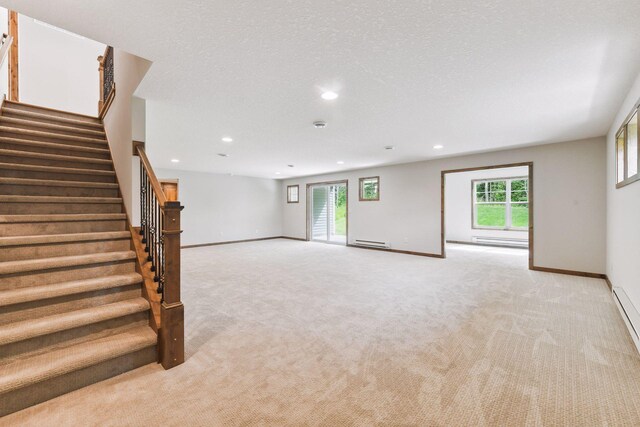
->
[[159, 201, 185, 369], [97, 55, 105, 112]]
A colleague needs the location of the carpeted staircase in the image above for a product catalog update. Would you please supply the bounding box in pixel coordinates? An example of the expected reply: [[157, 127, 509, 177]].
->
[[0, 101, 157, 416]]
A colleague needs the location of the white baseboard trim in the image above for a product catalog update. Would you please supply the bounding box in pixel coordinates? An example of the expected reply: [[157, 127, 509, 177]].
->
[[613, 286, 640, 354]]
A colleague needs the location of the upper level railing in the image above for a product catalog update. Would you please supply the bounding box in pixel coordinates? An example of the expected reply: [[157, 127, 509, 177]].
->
[[136, 144, 185, 369], [0, 33, 14, 69], [97, 46, 115, 116]]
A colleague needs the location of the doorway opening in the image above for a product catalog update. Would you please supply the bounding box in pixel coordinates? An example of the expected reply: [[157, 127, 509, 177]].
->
[[442, 163, 533, 268], [307, 181, 348, 245]]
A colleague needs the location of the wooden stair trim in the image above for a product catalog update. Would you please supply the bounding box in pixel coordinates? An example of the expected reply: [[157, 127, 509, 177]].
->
[[1, 107, 104, 129], [0, 126, 106, 145], [0, 177, 119, 189], [0, 298, 150, 346], [0, 213, 126, 223], [0, 136, 110, 155], [0, 162, 116, 176], [0, 273, 142, 307], [0, 148, 112, 165], [0, 116, 106, 137], [0, 195, 123, 204], [0, 231, 131, 247], [0, 327, 156, 394], [0, 251, 136, 275], [131, 227, 161, 332], [3, 100, 100, 122]]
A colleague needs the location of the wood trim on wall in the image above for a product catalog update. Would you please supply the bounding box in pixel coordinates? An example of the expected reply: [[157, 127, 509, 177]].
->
[[347, 243, 443, 258], [182, 236, 284, 249], [306, 179, 349, 243], [8, 10, 18, 102]]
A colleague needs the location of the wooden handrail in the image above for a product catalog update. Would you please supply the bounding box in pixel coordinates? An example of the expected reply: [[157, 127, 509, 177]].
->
[[136, 144, 167, 206], [135, 144, 184, 369], [97, 46, 115, 117], [0, 34, 13, 69]]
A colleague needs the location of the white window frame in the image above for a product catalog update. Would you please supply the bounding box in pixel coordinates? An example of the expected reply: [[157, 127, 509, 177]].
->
[[472, 177, 528, 231]]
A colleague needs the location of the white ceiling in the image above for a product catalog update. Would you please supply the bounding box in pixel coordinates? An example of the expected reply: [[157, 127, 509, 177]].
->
[[4, 0, 640, 179]]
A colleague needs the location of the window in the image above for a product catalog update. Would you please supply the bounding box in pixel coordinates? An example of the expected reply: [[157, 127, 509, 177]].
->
[[473, 177, 528, 230], [359, 176, 380, 201], [616, 106, 640, 188], [287, 185, 299, 203]]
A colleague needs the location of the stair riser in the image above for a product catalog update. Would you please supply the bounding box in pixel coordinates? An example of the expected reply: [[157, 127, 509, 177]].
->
[[0, 284, 141, 324], [0, 202, 123, 215], [0, 168, 116, 183], [0, 130, 107, 149], [0, 141, 111, 160], [0, 183, 119, 197], [0, 239, 131, 262], [0, 120, 106, 139], [0, 220, 126, 237], [0, 345, 156, 417], [2, 111, 103, 132], [1, 312, 148, 360], [0, 259, 136, 289], [0, 154, 113, 171], [3, 103, 102, 124]]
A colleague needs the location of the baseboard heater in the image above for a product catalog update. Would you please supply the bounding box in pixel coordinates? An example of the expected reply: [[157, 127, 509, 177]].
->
[[353, 239, 390, 249], [471, 236, 528, 248], [613, 287, 640, 352]]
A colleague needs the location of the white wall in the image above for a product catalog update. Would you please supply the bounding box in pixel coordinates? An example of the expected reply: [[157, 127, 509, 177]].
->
[[155, 169, 283, 247], [445, 166, 529, 243], [283, 137, 606, 274], [606, 71, 640, 325], [0, 8, 8, 100], [18, 15, 105, 116], [131, 96, 145, 226], [102, 49, 151, 222]]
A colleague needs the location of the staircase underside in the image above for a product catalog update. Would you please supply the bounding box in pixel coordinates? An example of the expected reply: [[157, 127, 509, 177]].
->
[[0, 100, 157, 417]]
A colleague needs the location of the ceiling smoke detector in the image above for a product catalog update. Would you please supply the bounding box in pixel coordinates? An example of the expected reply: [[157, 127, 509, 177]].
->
[[313, 121, 327, 129]]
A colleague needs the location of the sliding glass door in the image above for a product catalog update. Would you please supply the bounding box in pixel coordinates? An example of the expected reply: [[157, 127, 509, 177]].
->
[[310, 183, 347, 244]]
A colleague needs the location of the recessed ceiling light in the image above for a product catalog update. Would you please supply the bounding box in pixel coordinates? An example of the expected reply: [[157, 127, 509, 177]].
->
[[222, 137, 233, 143], [217, 153, 229, 157], [287, 164, 295, 168], [337, 161, 345, 165], [433, 145, 444, 150], [321, 91, 339, 101], [275, 172, 281, 175], [384, 146, 395, 150], [313, 121, 327, 129], [171, 159, 180, 163]]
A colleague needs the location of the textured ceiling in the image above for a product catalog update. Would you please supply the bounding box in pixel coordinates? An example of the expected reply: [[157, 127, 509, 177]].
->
[[4, 0, 640, 178]]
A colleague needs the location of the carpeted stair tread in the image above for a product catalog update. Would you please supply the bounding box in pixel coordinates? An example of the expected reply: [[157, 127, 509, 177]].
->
[[0, 137, 110, 155], [0, 273, 143, 307], [0, 116, 106, 137], [0, 213, 126, 223], [0, 148, 112, 165], [0, 126, 106, 145], [0, 251, 135, 275], [2, 107, 104, 129], [0, 231, 130, 247], [3, 100, 101, 122], [0, 177, 118, 189], [0, 162, 115, 176], [0, 326, 156, 394], [0, 195, 122, 204], [0, 298, 149, 346]]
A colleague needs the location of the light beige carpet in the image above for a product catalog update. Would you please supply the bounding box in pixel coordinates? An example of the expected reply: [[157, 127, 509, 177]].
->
[[3, 240, 640, 426]]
